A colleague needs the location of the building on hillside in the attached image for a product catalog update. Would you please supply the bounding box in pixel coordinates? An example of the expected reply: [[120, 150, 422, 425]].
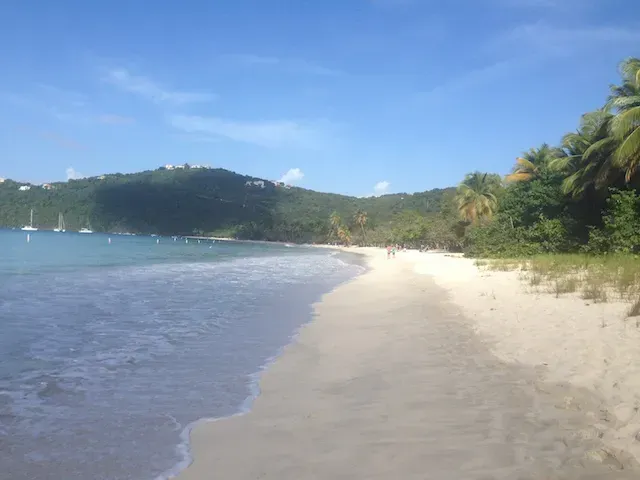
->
[[98, 175, 106, 180], [245, 180, 265, 189], [18, 185, 31, 191], [41, 183, 54, 190], [163, 164, 175, 170], [0, 177, 5, 183]]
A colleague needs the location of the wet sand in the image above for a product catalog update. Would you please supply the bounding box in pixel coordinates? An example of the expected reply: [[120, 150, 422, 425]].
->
[[174, 248, 639, 479]]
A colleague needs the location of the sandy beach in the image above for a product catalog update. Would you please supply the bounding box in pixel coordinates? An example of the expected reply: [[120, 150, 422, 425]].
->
[[174, 248, 640, 479], [413, 251, 640, 469]]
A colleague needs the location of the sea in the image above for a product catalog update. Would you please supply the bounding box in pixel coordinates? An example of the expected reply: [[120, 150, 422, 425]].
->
[[0, 230, 365, 480]]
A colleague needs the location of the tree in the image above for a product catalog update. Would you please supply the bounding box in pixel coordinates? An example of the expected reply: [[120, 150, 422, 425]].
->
[[337, 225, 352, 246], [505, 144, 559, 183], [354, 210, 368, 245], [455, 172, 501, 224], [550, 109, 618, 198], [609, 58, 640, 183], [329, 211, 342, 241], [589, 189, 640, 253]]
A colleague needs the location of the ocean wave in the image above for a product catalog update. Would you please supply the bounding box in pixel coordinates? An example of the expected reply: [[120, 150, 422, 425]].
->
[[0, 250, 364, 480]]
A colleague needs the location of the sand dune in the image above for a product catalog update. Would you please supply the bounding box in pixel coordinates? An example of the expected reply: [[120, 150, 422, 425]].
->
[[174, 248, 640, 479]]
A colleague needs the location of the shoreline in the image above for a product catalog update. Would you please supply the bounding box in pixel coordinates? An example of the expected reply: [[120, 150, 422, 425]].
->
[[156, 248, 368, 480], [172, 248, 640, 479]]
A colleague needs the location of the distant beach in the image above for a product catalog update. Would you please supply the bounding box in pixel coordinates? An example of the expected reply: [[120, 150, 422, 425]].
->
[[174, 247, 640, 479]]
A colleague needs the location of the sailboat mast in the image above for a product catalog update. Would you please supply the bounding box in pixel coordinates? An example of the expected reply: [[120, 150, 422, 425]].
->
[[30, 209, 33, 227]]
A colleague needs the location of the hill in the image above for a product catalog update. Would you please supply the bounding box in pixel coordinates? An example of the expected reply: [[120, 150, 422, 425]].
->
[[0, 167, 454, 243]]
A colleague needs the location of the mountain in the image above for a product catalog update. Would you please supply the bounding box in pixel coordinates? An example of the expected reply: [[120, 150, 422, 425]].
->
[[0, 167, 454, 242]]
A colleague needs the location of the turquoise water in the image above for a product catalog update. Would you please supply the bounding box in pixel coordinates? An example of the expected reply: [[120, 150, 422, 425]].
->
[[1, 231, 297, 275], [0, 230, 364, 480]]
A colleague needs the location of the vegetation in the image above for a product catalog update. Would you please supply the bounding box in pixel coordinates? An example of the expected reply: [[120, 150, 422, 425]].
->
[[456, 57, 640, 258], [455, 172, 501, 224], [0, 167, 454, 244], [475, 255, 640, 316]]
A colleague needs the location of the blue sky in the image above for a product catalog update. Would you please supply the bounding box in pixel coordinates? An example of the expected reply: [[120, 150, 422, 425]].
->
[[1, 0, 639, 196]]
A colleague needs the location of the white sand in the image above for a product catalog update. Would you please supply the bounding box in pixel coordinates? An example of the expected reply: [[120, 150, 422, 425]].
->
[[411, 251, 640, 464], [173, 248, 640, 479]]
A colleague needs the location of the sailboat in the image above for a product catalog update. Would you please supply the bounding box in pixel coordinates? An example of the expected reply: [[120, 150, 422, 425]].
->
[[21, 209, 38, 231], [53, 212, 66, 232], [77, 216, 94, 234]]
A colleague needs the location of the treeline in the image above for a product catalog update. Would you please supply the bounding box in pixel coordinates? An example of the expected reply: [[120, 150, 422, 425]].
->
[[452, 57, 640, 257], [0, 167, 454, 244]]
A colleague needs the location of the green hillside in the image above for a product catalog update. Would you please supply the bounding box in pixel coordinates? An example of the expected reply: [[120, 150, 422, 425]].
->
[[0, 167, 454, 243]]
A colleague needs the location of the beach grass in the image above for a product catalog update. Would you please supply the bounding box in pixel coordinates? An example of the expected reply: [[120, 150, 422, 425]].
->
[[475, 254, 640, 311]]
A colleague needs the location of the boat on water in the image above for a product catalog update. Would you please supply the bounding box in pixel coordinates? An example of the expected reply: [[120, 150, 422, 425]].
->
[[21, 209, 38, 232], [78, 227, 93, 234], [53, 212, 66, 232]]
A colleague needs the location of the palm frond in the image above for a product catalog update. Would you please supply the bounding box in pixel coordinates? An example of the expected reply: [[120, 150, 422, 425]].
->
[[549, 154, 579, 172], [582, 137, 617, 162], [614, 127, 640, 175], [611, 106, 640, 139]]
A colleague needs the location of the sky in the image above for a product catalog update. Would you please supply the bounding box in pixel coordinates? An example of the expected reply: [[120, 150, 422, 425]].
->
[[1, 0, 639, 197]]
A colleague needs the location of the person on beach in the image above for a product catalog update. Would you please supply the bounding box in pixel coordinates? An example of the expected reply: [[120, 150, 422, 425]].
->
[[392, 246, 396, 259], [386, 245, 392, 259]]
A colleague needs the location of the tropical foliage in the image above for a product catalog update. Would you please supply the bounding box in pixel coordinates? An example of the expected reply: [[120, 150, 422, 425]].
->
[[455, 172, 501, 224], [458, 57, 640, 257]]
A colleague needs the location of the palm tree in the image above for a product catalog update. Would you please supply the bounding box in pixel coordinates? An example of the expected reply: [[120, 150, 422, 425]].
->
[[354, 210, 368, 244], [455, 172, 500, 224], [550, 109, 619, 198], [337, 226, 352, 246], [329, 211, 341, 241], [608, 57, 640, 183], [505, 144, 559, 183]]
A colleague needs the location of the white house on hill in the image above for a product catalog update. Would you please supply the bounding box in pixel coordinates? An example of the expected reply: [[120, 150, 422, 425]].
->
[[245, 180, 265, 189], [18, 185, 31, 191]]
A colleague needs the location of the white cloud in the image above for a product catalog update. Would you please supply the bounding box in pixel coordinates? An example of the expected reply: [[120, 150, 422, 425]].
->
[[279, 168, 305, 185], [418, 22, 640, 103], [167, 114, 327, 149], [2, 87, 135, 127], [225, 54, 342, 76], [104, 68, 216, 105], [373, 181, 390, 195], [66, 167, 85, 180], [416, 59, 519, 103], [489, 23, 640, 58]]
